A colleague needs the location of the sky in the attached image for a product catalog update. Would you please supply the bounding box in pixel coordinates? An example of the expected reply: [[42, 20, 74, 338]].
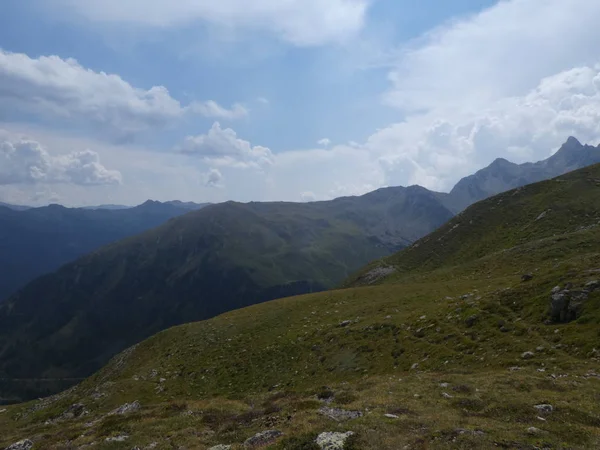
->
[[1, 0, 600, 207]]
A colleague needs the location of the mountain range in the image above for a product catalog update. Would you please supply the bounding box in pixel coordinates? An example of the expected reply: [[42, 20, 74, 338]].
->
[[0, 136, 599, 403], [2, 160, 600, 449], [0, 200, 209, 301]]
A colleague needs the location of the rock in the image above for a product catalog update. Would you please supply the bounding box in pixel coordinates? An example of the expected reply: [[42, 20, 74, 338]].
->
[[208, 446, 232, 450], [105, 434, 129, 442], [550, 286, 589, 323], [319, 406, 363, 421], [410, 363, 419, 370], [244, 430, 283, 447], [6, 440, 33, 450], [384, 413, 399, 419], [536, 346, 545, 352], [521, 351, 535, 360], [527, 427, 542, 435], [315, 431, 354, 450], [465, 315, 478, 327], [521, 274, 534, 282], [534, 404, 553, 414], [442, 392, 453, 399], [585, 280, 600, 290], [439, 382, 449, 388], [109, 400, 141, 415], [339, 320, 352, 328], [535, 211, 548, 221]]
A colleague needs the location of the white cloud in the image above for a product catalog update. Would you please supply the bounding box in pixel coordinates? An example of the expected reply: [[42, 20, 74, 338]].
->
[[369, 65, 600, 191], [384, 0, 600, 113], [0, 49, 246, 140], [52, 0, 371, 46], [317, 138, 331, 147], [177, 122, 274, 168], [204, 168, 224, 188], [191, 101, 248, 119], [0, 132, 122, 186]]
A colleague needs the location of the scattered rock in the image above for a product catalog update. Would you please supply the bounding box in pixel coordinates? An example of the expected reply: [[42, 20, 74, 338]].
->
[[521, 351, 535, 360], [6, 440, 33, 450], [384, 413, 399, 419], [105, 434, 129, 442], [339, 320, 352, 328], [534, 404, 554, 414], [535, 211, 548, 221], [244, 430, 283, 447], [208, 446, 232, 450], [439, 382, 450, 388], [442, 392, 453, 399], [61, 403, 89, 420], [109, 400, 141, 415], [455, 429, 485, 437], [319, 406, 363, 421], [411, 363, 419, 370], [521, 274, 534, 282], [358, 266, 396, 285], [316, 431, 354, 450], [527, 427, 542, 435]]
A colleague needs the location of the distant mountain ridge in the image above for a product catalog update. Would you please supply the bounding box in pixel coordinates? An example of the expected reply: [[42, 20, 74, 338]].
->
[[0, 200, 210, 301], [447, 137, 600, 212]]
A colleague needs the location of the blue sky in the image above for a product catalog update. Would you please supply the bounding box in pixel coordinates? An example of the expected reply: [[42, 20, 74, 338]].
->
[[1, 0, 600, 206]]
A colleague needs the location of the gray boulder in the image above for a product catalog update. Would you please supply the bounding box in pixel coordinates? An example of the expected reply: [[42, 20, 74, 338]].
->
[[316, 432, 355, 450], [6, 440, 33, 450]]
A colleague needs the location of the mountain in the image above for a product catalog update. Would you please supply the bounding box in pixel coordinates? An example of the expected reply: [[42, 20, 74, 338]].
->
[[0, 186, 454, 402], [0, 200, 209, 301], [0, 202, 31, 211], [447, 136, 600, 212], [2, 164, 600, 449], [81, 204, 131, 210], [82, 201, 210, 211]]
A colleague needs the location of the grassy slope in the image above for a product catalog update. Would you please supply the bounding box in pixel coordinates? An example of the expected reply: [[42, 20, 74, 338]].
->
[[0, 167, 599, 448]]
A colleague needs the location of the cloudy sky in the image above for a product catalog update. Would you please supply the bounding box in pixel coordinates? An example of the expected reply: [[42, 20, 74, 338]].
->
[[1, 0, 600, 206]]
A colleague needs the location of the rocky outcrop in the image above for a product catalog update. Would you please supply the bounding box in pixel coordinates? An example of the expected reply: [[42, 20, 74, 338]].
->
[[549, 281, 599, 323], [109, 400, 141, 415], [244, 430, 283, 447], [6, 441, 33, 450]]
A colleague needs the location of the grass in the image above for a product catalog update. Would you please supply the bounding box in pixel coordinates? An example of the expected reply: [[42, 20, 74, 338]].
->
[[2, 166, 600, 449]]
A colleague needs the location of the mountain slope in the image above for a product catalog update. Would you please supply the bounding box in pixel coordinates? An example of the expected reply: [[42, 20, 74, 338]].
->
[[0, 201, 208, 301], [0, 186, 453, 402], [447, 137, 600, 212], [2, 165, 600, 449]]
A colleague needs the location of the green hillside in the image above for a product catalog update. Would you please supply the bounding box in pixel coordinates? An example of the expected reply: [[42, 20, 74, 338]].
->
[[2, 165, 600, 449], [0, 186, 453, 403]]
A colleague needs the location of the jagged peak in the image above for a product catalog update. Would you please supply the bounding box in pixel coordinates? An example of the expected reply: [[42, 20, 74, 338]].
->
[[565, 136, 583, 147]]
